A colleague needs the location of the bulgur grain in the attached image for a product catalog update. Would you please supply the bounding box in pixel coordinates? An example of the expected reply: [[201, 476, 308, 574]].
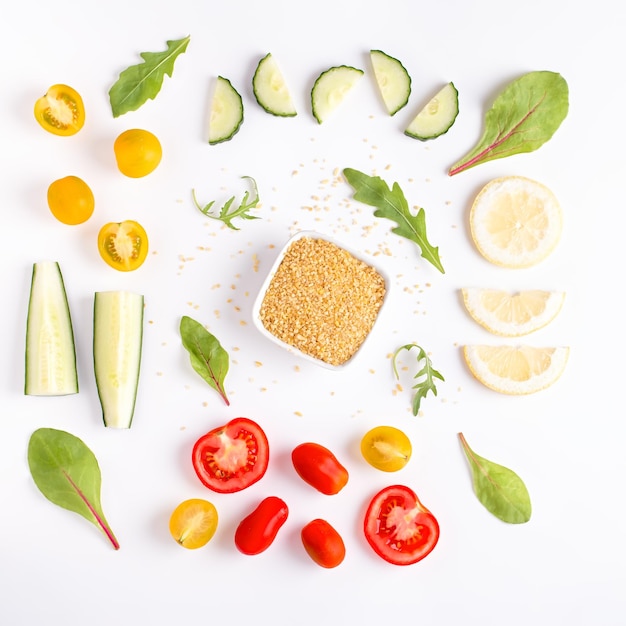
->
[[258, 237, 386, 366]]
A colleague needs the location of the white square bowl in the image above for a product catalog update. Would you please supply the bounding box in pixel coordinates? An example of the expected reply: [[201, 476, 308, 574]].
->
[[251, 230, 390, 371]]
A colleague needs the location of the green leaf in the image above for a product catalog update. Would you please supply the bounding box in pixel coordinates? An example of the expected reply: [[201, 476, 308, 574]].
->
[[343, 168, 444, 273], [180, 315, 230, 405], [449, 71, 568, 175], [191, 176, 261, 230], [459, 432, 532, 524], [392, 343, 444, 415], [27, 428, 119, 549], [109, 35, 191, 117]]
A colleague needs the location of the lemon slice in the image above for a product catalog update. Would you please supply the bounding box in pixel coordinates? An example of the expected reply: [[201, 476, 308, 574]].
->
[[463, 345, 569, 394], [469, 176, 563, 268], [461, 288, 565, 337]]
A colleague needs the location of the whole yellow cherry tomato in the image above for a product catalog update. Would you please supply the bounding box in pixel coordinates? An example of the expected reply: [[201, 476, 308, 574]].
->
[[113, 129, 162, 178], [34, 84, 85, 136], [97, 220, 149, 272], [47, 176, 95, 225]]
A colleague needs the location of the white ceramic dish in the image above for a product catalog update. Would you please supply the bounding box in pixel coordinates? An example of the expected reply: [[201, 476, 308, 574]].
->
[[251, 230, 390, 371]]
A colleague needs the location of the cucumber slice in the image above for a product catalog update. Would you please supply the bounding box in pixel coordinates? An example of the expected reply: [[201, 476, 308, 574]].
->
[[93, 291, 144, 429], [252, 53, 297, 117], [208, 76, 244, 145], [311, 65, 364, 124], [370, 49, 411, 116], [405, 82, 459, 141], [25, 261, 78, 396]]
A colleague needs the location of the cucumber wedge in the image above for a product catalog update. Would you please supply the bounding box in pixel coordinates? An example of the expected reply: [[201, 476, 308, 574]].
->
[[25, 261, 78, 396], [93, 291, 144, 429], [311, 65, 364, 124], [208, 76, 244, 145], [405, 82, 459, 141], [370, 49, 411, 116], [252, 53, 297, 117]]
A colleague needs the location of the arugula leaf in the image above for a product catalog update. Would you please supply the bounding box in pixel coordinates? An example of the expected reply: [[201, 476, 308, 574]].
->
[[28, 428, 119, 549], [180, 315, 230, 405], [343, 168, 444, 273], [109, 36, 191, 117], [392, 343, 444, 415], [192, 176, 261, 230], [449, 71, 568, 175], [458, 433, 532, 524]]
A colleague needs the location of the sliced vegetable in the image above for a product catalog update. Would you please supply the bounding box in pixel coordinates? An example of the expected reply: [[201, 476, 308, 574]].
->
[[301, 519, 346, 568], [369, 49, 411, 115], [109, 35, 191, 117], [34, 84, 85, 136], [449, 70, 569, 175], [234, 496, 289, 555], [392, 343, 444, 415], [192, 176, 260, 230], [179, 315, 229, 405], [343, 168, 444, 273], [405, 82, 459, 140], [169, 498, 218, 549], [360, 426, 411, 472], [192, 417, 269, 494], [25, 261, 78, 396], [252, 53, 297, 117], [364, 484, 439, 566], [93, 290, 144, 429], [291, 442, 349, 495], [311, 65, 364, 123], [208, 76, 244, 144], [28, 428, 119, 549], [97, 220, 149, 272], [459, 433, 532, 524]]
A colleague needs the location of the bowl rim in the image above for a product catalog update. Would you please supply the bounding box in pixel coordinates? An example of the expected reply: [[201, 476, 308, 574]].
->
[[251, 229, 391, 371]]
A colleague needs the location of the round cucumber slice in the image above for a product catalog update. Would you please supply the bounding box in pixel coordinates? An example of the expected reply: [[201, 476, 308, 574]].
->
[[311, 65, 364, 124], [370, 49, 411, 116], [208, 76, 244, 145], [405, 82, 459, 141], [252, 53, 297, 117]]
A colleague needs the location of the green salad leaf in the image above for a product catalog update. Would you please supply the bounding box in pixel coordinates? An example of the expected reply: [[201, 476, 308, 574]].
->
[[449, 71, 568, 175], [109, 35, 191, 117], [343, 168, 444, 273], [459, 432, 532, 524], [392, 343, 444, 415], [180, 315, 230, 405], [28, 428, 119, 549], [192, 176, 261, 230]]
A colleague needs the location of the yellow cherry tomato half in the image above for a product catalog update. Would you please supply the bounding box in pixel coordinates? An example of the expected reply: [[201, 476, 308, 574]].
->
[[360, 425, 412, 472], [34, 84, 85, 136], [47, 176, 95, 225], [97, 220, 149, 272], [169, 499, 219, 549], [113, 129, 162, 178]]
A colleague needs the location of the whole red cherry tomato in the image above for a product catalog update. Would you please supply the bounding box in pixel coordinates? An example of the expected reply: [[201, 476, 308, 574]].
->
[[234, 496, 289, 555], [291, 442, 349, 495], [192, 417, 269, 494], [364, 485, 439, 566], [301, 519, 346, 568]]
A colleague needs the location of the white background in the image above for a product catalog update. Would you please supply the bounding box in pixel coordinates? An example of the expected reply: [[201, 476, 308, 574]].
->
[[1, 1, 624, 624]]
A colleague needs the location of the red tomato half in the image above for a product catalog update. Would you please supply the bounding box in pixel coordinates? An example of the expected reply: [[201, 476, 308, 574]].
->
[[235, 496, 288, 555], [192, 417, 269, 493], [291, 442, 349, 495], [364, 485, 439, 566]]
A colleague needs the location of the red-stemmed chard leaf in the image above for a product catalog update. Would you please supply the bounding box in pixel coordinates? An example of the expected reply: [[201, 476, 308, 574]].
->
[[28, 428, 120, 549], [449, 71, 568, 176]]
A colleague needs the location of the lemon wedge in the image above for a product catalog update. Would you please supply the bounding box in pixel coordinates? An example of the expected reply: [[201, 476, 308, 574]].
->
[[463, 345, 569, 394], [461, 288, 565, 337], [469, 176, 563, 268]]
